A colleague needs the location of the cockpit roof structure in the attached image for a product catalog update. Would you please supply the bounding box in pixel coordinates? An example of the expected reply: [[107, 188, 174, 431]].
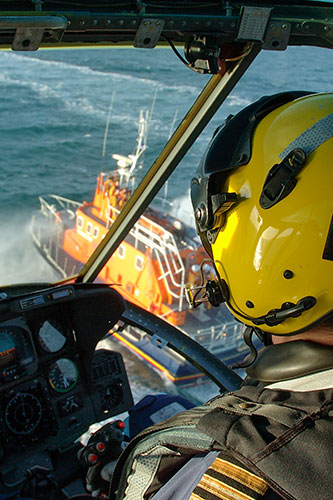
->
[[0, 1, 331, 51]]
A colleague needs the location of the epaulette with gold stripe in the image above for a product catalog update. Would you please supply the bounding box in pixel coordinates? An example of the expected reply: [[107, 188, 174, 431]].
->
[[190, 451, 269, 500]]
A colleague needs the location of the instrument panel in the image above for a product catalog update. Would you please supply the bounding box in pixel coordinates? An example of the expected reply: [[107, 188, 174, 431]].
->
[[0, 283, 133, 492]]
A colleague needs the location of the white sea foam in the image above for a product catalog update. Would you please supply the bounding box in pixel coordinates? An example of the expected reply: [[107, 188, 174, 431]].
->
[[0, 52, 200, 97], [0, 218, 57, 286], [225, 94, 252, 107], [0, 70, 108, 119], [171, 191, 194, 224]]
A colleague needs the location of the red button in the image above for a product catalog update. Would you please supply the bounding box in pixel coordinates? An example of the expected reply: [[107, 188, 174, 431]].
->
[[118, 421, 125, 430], [97, 442, 105, 452], [88, 453, 98, 464]]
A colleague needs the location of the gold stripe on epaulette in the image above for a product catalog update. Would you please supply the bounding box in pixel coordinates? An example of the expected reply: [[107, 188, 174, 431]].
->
[[191, 474, 260, 500], [190, 494, 203, 500], [211, 457, 268, 495]]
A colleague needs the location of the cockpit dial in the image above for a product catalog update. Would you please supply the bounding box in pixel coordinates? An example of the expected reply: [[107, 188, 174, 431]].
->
[[48, 358, 78, 393], [100, 382, 123, 410], [4, 392, 43, 435], [38, 320, 67, 353]]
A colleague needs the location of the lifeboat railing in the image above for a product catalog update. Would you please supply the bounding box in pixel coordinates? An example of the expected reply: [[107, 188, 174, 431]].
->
[[30, 195, 83, 278], [196, 321, 245, 352], [106, 201, 185, 312], [38, 194, 82, 220]]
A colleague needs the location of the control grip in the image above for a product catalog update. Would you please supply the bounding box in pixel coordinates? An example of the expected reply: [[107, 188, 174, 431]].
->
[[77, 420, 125, 468]]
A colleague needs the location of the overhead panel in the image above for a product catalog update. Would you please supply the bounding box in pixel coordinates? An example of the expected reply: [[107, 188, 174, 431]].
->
[[0, 2, 330, 53]]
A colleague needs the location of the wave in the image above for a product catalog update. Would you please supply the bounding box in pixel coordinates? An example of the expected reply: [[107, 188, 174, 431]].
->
[[0, 217, 57, 285], [0, 72, 108, 118], [0, 51, 201, 96], [170, 192, 195, 225], [225, 94, 252, 107]]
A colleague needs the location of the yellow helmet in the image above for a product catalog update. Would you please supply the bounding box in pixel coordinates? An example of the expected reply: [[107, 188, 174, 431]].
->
[[191, 92, 333, 335]]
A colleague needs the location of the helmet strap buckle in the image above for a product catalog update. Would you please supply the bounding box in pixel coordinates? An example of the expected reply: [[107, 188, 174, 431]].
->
[[259, 148, 307, 209]]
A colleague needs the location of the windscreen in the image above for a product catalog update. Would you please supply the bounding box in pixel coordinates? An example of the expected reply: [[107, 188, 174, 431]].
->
[[0, 44, 331, 382]]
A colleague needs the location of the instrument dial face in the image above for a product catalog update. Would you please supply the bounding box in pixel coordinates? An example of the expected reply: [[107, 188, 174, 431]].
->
[[100, 383, 123, 410], [48, 358, 78, 393], [5, 392, 42, 435], [38, 320, 66, 353]]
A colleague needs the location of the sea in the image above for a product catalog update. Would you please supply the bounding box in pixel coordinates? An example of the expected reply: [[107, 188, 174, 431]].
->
[[0, 45, 331, 403]]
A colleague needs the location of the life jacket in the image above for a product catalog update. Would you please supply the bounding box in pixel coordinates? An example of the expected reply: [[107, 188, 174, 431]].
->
[[109, 383, 333, 500]]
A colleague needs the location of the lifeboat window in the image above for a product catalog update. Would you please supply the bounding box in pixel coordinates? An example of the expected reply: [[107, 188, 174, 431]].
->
[[118, 245, 126, 259], [93, 227, 99, 238], [135, 255, 145, 271], [77, 216, 84, 229], [86, 222, 93, 235]]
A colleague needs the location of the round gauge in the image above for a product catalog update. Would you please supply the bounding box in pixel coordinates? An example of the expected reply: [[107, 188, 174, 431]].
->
[[100, 383, 123, 411], [38, 320, 66, 353], [5, 392, 42, 435], [48, 358, 78, 393]]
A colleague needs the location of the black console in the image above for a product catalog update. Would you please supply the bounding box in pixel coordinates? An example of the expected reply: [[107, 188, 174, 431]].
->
[[0, 283, 133, 493]]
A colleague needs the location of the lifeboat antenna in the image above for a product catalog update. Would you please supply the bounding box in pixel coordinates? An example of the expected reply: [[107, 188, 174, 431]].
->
[[127, 88, 157, 176], [112, 91, 156, 187], [145, 88, 157, 148], [101, 91, 116, 171]]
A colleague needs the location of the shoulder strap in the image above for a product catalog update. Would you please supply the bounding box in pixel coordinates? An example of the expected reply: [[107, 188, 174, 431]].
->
[[110, 388, 333, 500], [109, 404, 217, 499], [197, 388, 333, 500]]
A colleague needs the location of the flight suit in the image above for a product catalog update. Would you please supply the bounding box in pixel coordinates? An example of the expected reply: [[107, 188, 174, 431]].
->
[[110, 342, 333, 500]]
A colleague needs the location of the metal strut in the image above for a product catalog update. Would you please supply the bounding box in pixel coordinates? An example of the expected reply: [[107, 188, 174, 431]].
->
[[75, 43, 261, 284]]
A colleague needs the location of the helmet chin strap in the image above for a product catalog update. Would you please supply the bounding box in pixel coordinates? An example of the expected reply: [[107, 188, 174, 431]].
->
[[227, 296, 317, 327], [185, 260, 317, 327], [252, 296, 317, 326]]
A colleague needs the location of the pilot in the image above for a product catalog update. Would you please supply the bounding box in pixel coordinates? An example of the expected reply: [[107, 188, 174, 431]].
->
[[81, 91, 333, 500]]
